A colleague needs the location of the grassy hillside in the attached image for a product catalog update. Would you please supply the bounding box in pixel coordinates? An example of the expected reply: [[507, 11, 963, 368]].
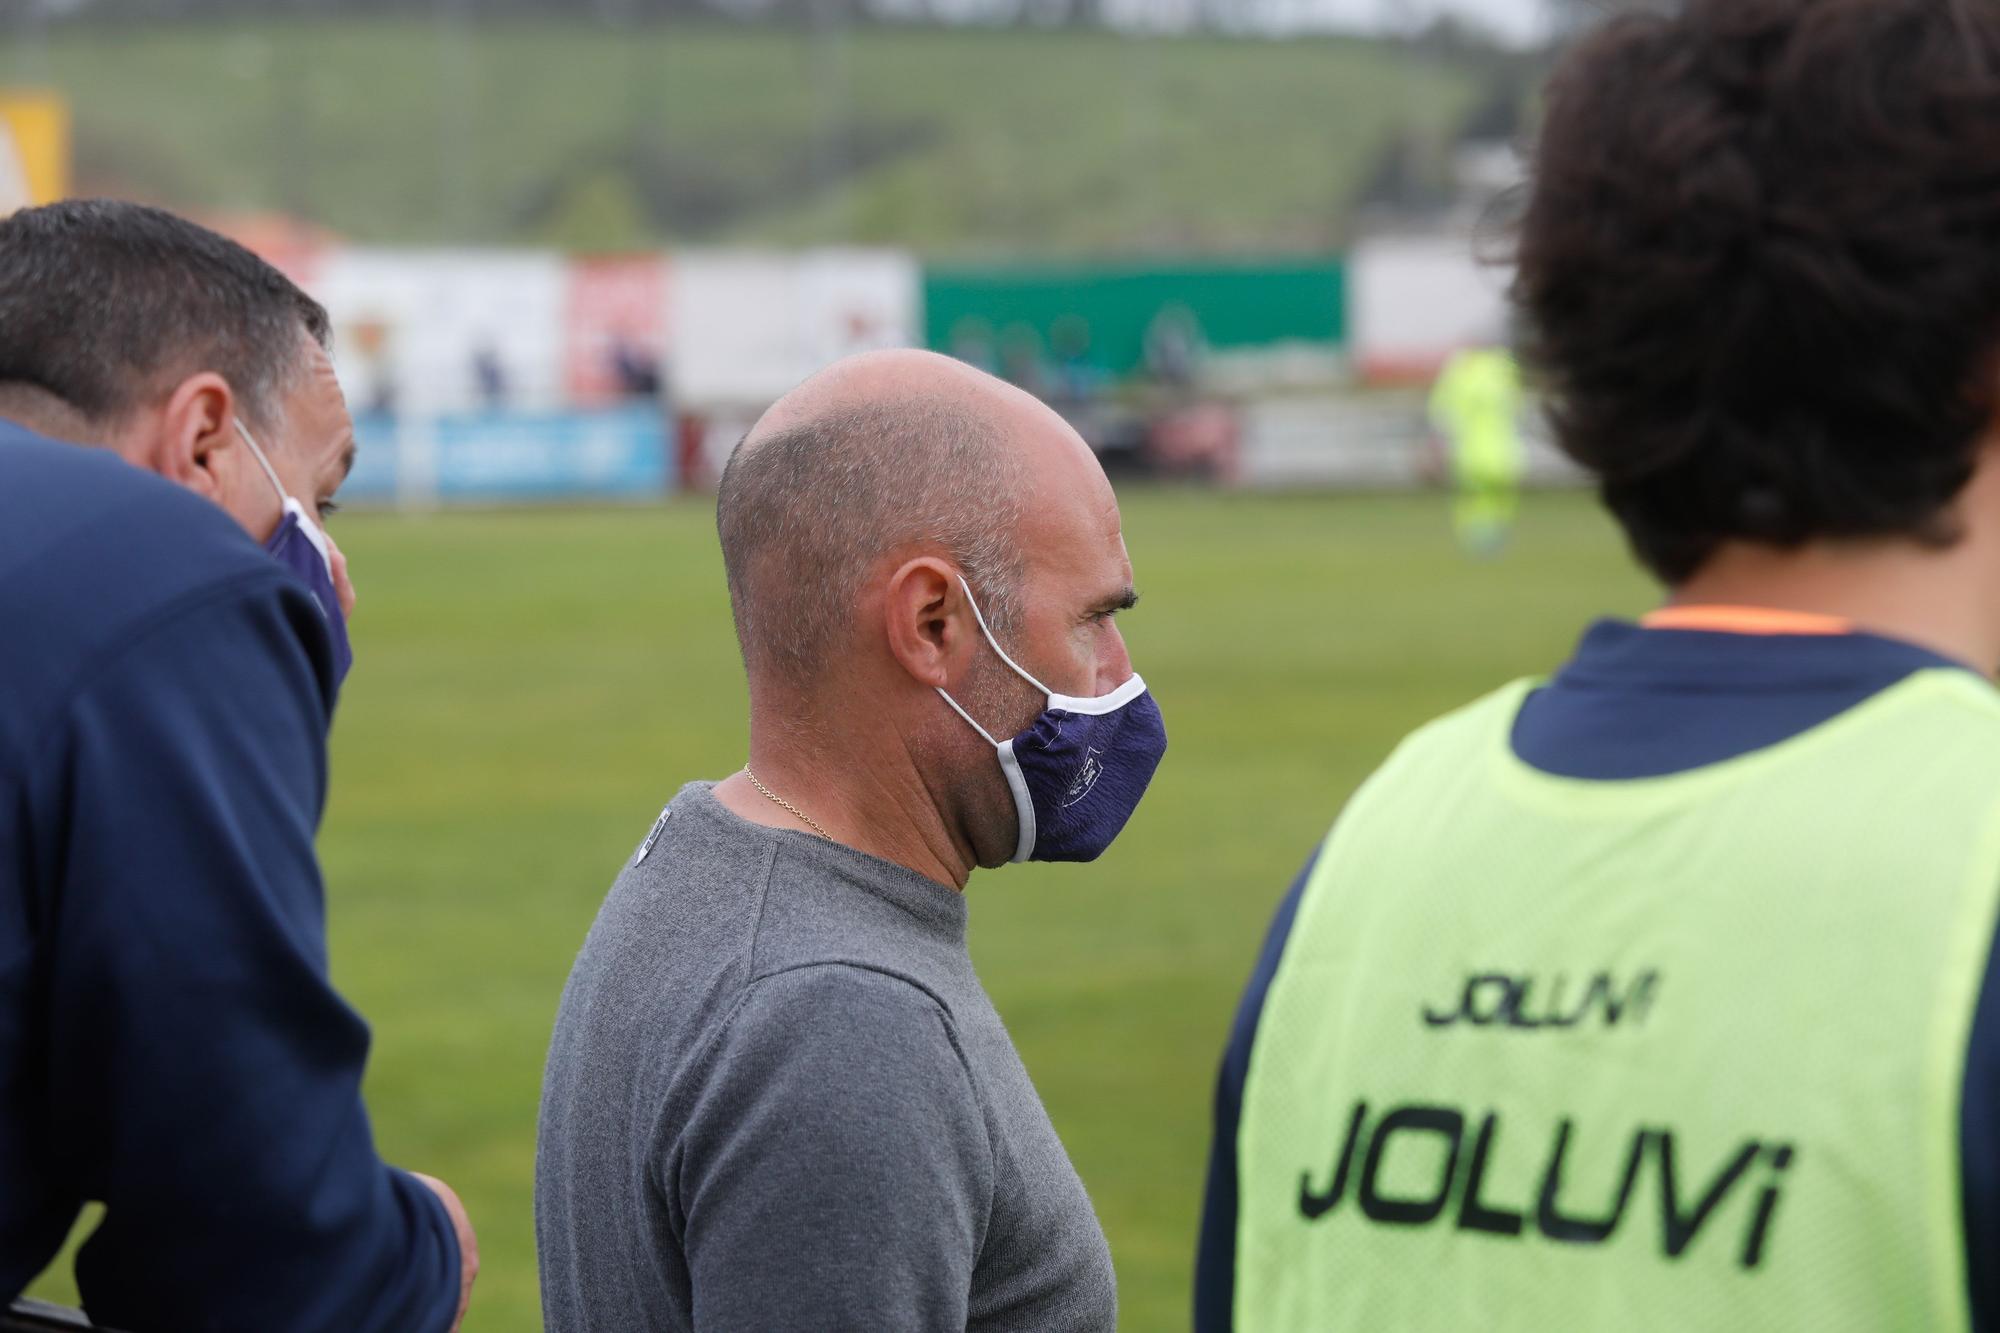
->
[[15, 19, 1483, 252], [22, 488, 1650, 1330]]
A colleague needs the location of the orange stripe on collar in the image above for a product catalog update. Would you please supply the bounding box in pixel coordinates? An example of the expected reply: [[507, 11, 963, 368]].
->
[[1640, 605, 1856, 636]]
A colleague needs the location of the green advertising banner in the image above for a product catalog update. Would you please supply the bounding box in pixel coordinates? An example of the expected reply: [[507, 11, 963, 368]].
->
[[923, 259, 1346, 382]]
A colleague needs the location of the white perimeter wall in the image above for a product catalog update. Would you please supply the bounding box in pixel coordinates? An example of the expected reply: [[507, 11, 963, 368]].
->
[[301, 247, 923, 417], [1349, 233, 1513, 385], [670, 249, 922, 409], [312, 249, 591, 418]]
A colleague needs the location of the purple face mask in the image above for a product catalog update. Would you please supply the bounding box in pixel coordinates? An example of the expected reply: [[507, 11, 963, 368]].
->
[[937, 578, 1167, 863], [238, 419, 353, 687]]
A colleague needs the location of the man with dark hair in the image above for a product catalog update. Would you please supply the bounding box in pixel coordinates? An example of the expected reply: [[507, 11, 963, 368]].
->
[[1199, 1, 2000, 1328], [0, 200, 476, 1331], [537, 349, 1164, 1331]]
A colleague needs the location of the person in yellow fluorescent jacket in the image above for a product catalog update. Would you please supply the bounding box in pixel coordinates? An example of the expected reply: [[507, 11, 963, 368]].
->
[[1428, 343, 1525, 556]]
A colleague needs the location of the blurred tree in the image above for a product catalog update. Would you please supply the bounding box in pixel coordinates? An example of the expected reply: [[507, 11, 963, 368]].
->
[[530, 168, 657, 250]]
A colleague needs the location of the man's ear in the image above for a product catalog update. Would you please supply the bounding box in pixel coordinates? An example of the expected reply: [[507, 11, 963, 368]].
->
[[143, 373, 237, 500], [883, 556, 970, 690]]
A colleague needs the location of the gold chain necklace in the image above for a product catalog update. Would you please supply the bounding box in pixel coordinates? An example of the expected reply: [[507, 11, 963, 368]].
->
[[745, 767, 834, 841]]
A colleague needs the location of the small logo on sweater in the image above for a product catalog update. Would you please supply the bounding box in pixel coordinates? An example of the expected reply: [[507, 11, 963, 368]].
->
[[634, 807, 671, 865], [1061, 748, 1105, 808]]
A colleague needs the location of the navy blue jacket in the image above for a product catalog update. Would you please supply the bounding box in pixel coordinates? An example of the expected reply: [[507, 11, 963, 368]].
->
[[1197, 620, 2000, 1331], [0, 426, 458, 1332]]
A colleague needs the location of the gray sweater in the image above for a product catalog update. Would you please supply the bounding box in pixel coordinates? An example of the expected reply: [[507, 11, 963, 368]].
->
[[536, 782, 1118, 1332]]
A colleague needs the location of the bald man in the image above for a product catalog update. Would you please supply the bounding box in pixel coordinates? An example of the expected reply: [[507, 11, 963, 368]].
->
[[535, 350, 1166, 1331]]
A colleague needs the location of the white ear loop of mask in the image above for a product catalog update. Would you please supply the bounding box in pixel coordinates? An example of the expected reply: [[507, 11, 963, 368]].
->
[[934, 576, 1054, 747], [235, 417, 287, 502], [235, 416, 332, 568]]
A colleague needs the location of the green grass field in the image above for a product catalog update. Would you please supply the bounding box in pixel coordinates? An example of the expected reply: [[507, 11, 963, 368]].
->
[[27, 487, 1653, 1329], [19, 20, 1482, 252]]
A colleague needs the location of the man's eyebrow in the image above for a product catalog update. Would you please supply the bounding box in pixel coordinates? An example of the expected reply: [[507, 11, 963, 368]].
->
[[1096, 586, 1140, 613], [338, 439, 356, 482]]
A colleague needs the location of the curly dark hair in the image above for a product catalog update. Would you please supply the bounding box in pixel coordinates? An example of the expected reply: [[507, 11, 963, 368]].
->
[[1516, 0, 2000, 584]]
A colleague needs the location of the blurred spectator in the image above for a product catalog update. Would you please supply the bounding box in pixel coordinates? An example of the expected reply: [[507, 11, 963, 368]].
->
[[999, 321, 1049, 398], [472, 342, 508, 410], [347, 317, 401, 418], [1144, 303, 1206, 389], [1050, 314, 1103, 405], [610, 335, 663, 401], [949, 316, 999, 375]]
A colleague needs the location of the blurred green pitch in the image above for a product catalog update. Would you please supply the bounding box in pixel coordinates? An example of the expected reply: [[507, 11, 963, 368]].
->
[[29, 489, 1650, 1329]]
